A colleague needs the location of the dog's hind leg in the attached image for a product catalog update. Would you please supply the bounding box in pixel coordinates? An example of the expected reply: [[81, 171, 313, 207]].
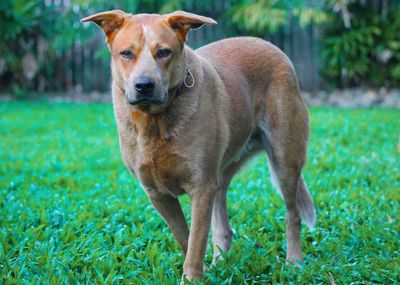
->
[[211, 174, 233, 262], [212, 144, 262, 263], [259, 91, 315, 264]]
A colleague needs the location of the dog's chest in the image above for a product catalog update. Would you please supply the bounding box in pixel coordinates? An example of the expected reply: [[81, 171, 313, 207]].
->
[[133, 140, 192, 197], [117, 109, 195, 197]]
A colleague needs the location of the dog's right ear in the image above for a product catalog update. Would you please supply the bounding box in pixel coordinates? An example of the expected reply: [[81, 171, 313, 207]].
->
[[81, 10, 127, 42]]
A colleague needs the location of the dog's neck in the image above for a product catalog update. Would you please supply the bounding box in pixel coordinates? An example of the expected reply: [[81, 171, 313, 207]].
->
[[113, 46, 201, 142]]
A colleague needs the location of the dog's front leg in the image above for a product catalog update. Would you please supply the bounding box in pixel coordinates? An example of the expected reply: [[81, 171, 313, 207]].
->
[[149, 194, 190, 254], [183, 186, 216, 281]]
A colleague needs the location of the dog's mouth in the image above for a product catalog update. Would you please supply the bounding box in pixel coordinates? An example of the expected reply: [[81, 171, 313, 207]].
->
[[126, 93, 167, 107]]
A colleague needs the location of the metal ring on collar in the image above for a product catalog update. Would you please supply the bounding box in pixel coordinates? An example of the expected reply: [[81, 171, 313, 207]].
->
[[184, 68, 195, 88]]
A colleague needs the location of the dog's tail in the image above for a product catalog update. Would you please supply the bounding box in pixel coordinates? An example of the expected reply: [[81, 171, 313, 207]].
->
[[268, 161, 316, 229], [296, 177, 316, 229]]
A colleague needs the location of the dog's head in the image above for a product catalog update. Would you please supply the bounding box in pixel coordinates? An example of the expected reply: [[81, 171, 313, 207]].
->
[[81, 10, 216, 113]]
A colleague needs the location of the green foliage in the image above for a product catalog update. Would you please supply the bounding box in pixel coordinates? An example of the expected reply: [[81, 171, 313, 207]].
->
[[231, 0, 329, 35], [232, 0, 287, 34], [0, 102, 399, 283], [0, 0, 46, 40], [321, 0, 400, 88], [0, 0, 57, 93]]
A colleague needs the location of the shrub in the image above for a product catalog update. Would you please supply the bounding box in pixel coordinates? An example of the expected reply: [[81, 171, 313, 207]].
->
[[321, 0, 400, 88], [0, 0, 59, 93]]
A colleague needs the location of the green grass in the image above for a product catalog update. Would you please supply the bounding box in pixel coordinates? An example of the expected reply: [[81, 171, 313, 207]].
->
[[0, 101, 399, 284]]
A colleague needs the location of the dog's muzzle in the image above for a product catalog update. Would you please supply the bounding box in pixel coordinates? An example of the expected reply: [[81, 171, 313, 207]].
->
[[126, 76, 166, 106]]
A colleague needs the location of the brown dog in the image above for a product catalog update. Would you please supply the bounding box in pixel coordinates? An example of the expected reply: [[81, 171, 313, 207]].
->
[[82, 10, 316, 281]]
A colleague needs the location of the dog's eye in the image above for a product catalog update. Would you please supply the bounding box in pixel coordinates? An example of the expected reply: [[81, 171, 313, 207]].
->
[[120, 50, 133, 60], [157, 48, 172, 59]]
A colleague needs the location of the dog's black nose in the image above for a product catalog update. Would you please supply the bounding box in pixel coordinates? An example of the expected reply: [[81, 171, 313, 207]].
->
[[135, 76, 155, 95]]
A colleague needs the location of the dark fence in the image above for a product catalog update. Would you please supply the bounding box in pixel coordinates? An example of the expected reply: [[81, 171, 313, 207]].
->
[[41, 1, 323, 93], [188, 18, 322, 91], [52, 35, 111, 93]]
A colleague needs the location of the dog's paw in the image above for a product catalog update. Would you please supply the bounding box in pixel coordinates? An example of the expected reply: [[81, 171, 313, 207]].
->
[[180, 264, 207, 284], [180, 273, 199, 285], [286, 256, 304, 269]]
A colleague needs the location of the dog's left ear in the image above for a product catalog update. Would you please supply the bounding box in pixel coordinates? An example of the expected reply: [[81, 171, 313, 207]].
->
[[165, 11, 217, 42], [81, 10, 127, 42]]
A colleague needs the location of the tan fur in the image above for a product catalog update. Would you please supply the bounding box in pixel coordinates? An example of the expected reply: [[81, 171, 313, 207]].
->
[[82, 10, 316, 281]]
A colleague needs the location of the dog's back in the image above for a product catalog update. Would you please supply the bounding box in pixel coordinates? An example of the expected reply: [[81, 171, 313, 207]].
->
[[195, 36, 305, 129], [196, 37, 299, 93]]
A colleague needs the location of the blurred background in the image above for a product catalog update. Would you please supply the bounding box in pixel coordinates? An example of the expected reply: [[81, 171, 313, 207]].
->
[[0, 0, 399, 106]]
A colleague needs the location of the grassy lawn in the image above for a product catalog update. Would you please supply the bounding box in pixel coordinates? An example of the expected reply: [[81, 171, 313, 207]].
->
[[0, 101, 399, 284]]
